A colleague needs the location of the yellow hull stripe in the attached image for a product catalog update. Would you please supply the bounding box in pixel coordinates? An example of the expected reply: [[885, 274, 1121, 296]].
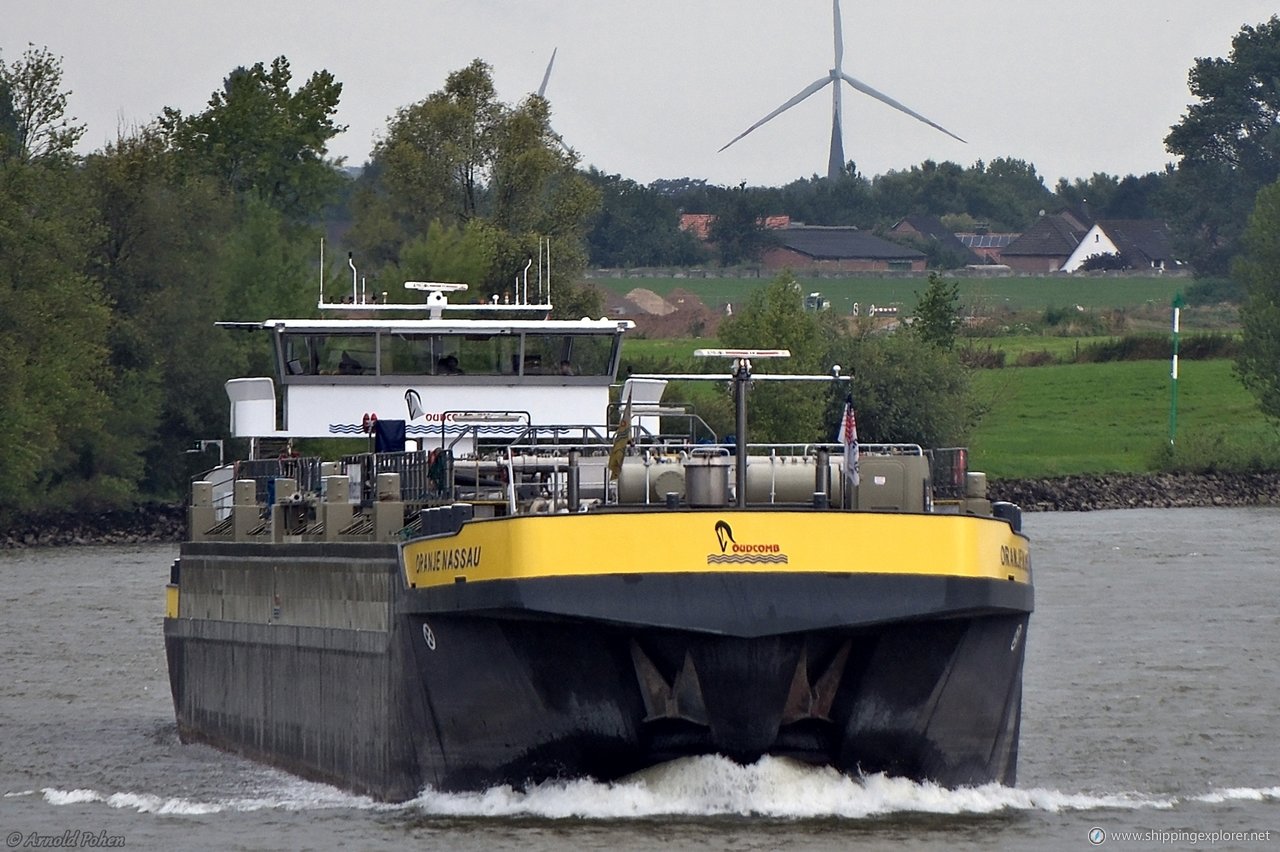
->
[[401, 512, 1030, 590]]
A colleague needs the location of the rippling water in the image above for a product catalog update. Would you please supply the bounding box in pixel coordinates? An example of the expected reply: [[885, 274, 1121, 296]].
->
[[2, 507, 1277, 850]]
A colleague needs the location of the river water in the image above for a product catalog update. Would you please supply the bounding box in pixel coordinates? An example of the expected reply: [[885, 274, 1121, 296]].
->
[[1, 507, 1277, 851]]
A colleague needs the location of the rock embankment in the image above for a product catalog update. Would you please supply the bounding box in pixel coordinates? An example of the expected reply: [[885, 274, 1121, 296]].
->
[[2, 503, 186, 548], [990, 471, 1280, 512], [2, 473, 1278, 548]]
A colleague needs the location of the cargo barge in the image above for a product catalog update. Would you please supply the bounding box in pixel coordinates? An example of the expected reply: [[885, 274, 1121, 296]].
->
[[164, 267, 1032, 800]]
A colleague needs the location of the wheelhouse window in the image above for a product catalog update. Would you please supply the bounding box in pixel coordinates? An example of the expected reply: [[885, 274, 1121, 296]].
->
[[278, 329, 620, 379], [521, 333, 613, 376], [455, 334, 519, 375], [282, 334, 376, 376], [380, 334, 435, 376]]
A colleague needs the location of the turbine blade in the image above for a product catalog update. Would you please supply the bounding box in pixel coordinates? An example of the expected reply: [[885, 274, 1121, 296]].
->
[[833, 0, 843, 70], [719, 75, 834, 153], [840, 72, 967, 143], [537, 48, 557, 98]]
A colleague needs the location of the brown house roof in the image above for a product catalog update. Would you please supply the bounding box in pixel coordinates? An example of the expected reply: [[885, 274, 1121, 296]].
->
[[1096, 220, 1176, 266], [777, 226, 925, 261], [1002, 213, 1090, 258], [892, 215, 981, 264]]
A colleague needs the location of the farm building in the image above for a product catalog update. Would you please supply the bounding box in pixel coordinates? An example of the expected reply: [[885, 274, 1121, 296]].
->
[[1060, 220, 1178, 272], [1000, 210, 1092, 273], [762, 225, 926, 272]]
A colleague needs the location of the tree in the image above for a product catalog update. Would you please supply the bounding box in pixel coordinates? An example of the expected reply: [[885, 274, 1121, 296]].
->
[[708, 185, 777, 266], [825, 332, 977, 449], [1054, 171, 1171, 221], [1078, 252, 1130, 272], [352, 60, 600, 301], [1165, 16, 1280, 274], [160, 56, 345, 220], [584, 170, 706, 267], [717, 272, 833, 442], [368, 59, 500, 230], [1233, 178, 1280, 420], [912, 272, 961, 350], [1166, 17, 1280, 182], [0, 44, 84, 163], [0, 152, 116, 515], [395, 220, 493, 287], [83, 128, 253, 499]]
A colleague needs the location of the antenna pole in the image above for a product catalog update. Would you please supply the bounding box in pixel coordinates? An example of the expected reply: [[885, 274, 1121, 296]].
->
[[733, 357, 750, 508], [319, 238, 325, 306], [348, 253, 357, 304]]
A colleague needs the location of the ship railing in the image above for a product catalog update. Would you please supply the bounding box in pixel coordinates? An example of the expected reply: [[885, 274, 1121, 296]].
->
[[928, 447, 970, 500], [608, 400, 719, 446], [473, 439, 931, 512], [218, 440, 936, 507], [235, 456, 325, 505], [336, 449, 458, 507]]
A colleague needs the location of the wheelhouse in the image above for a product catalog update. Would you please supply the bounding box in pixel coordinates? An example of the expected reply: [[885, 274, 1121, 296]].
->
[[265, 320, 627, 384]]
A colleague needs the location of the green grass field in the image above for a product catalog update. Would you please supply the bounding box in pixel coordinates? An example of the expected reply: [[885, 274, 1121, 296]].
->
[[966, 359, 1275, 478], [619, 336, 1276, 478], [606, 275, 1275, 478]]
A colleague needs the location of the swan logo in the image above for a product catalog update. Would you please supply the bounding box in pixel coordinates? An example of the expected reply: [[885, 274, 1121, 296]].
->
[[707, 521, 788, 565], [715, 520, 735, 552]]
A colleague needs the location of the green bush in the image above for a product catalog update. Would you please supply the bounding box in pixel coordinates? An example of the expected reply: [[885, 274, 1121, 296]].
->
[[1179, 333, 1239, 360], [1075, 332, 1237, 363], [1076, 334, 1169, 362], [1014, 350, 1055, 367], [1152, 427, 1280, 474], [958, 345, 1007, 369], [1042, 305, 1072, 327], [1184, 276, 1246, 306]]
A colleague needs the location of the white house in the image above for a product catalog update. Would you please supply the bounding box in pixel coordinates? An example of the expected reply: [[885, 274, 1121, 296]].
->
[[1061, 220, 1177, 273]]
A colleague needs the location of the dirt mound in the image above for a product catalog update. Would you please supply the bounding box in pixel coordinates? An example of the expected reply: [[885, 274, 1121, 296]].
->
[[631, 289, 725, 338], [624, 288, 676, 316]]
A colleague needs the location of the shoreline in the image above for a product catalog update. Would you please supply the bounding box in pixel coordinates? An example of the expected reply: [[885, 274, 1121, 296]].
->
[[988, 471, 1280, 513], [2, 472, 1278, 548]]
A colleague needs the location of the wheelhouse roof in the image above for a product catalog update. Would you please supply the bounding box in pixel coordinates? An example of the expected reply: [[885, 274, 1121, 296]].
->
[[219, 318, 634, 335]]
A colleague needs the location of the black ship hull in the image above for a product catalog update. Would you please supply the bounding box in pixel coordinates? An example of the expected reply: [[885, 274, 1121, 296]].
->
[[165, 543, 1029, 800]]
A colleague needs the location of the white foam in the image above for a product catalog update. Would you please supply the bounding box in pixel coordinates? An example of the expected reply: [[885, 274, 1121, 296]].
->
[[38, 780, 385, 817], [42, 788, 101, 805], [1192, 786, 1280, 804], [40, 759, 1280, 821], [409, 756, 1177, 819]]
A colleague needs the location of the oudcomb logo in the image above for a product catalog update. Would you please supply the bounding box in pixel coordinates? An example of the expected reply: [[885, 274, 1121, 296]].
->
[[714, 520, 735, 553], [707, 520, 789, 565]]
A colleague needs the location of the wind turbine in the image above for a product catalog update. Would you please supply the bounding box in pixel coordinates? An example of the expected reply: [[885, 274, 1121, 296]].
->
[[537, 48, 557, 98], [719, 0, 965, 180]]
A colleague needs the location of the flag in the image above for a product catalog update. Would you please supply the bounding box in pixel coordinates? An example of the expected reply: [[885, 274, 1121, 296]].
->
[[607, 391, 633, 480], [837, 395, 859, 492]]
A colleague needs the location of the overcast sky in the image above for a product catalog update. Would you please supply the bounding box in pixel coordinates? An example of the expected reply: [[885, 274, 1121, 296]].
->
[[6, 1, 1277, 188]]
